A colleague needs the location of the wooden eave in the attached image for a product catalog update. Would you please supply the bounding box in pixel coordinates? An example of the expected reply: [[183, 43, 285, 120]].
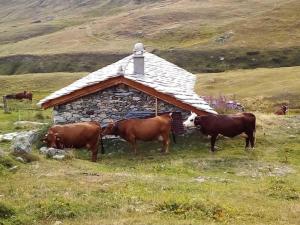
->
[[41, 76, 210, 115]]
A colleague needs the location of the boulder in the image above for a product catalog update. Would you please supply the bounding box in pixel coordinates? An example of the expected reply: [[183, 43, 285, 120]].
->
[[11, 130, 38, 154], [39, 147, 66, 157], [0, 132, 20, 142]]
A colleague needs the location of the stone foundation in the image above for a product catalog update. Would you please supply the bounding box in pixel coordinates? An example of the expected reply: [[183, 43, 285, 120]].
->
[[53, 85, 189, 125]]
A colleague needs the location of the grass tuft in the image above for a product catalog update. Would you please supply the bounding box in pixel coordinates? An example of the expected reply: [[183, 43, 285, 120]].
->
[[0, 202, 15, 219], [267, 178, 299, 200]]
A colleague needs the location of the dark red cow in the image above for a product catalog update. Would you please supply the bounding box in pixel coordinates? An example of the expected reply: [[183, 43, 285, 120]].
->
[[5, 91, 32, 101], [43, 121, 102, 162], [102, 113, 172, 154], [184, 112, 256, 152], [275, 105, 288, 115]]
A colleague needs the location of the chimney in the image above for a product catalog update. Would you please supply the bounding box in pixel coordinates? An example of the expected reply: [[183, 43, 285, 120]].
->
[[133, 43, 145, 75]]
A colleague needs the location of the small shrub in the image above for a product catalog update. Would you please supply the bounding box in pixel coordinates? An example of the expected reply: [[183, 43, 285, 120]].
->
[[0, 156, 15, 168], [0, 202, 15, 219], [156, 200, 228, 221], [267, 179, 299, 200], [36, 198, 80, 220], [34, 123, 52, 149]]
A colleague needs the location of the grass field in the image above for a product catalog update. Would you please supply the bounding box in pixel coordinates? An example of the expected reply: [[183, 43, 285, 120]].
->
[[196, 66, 300, 113], [0, 68, 299, 225]]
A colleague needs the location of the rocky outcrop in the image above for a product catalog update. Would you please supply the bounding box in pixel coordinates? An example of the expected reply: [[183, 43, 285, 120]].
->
[[11, 131, 38, 154]]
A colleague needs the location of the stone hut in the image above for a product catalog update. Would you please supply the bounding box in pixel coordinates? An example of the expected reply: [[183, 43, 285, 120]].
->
[[38, 43, 216, 125]]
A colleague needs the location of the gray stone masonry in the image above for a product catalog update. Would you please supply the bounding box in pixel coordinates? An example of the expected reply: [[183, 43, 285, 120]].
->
[[53, 85, 189, 125]]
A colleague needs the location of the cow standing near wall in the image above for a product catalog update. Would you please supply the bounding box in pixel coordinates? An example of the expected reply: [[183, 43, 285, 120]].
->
[[43, 121, 102, 162], [102, 113, 173, 154], [184, 112, 256, 152]]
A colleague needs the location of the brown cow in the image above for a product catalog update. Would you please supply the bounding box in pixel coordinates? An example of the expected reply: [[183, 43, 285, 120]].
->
[[183, 112, 256, 152], [275, 105, 288, 115], [102, 113, 172, 154], [43, 121, 102, 162], [5, 91, 32, 101]]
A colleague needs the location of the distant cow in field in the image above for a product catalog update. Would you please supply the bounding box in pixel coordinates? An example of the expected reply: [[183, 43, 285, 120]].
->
[[183, 112, 256, 152], [102, 113, 173, 154], [5, 91, 33, 101], [43, 121, 102, 162], [275, 105, 288, 115]]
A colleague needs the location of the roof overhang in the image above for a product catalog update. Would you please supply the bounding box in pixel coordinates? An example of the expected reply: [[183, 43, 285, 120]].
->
[[41, 76, 211, 115]]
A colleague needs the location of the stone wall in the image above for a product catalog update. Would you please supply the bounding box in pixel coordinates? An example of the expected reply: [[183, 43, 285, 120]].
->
[[53, 84, 189, 125]]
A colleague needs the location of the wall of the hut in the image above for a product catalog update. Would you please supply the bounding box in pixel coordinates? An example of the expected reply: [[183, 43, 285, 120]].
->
[[53, 84, 189, 125]]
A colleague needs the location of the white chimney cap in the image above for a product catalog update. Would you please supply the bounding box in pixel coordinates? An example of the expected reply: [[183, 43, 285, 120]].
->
[[133, 43, 145, 55]]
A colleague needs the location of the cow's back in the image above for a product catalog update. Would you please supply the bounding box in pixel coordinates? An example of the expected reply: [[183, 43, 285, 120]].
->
[[200, 113, 255, 137], [120, 116, 171, 141]]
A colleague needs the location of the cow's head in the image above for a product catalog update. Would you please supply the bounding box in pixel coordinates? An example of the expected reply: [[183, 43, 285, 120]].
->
[[183, 112, 198, 128], [43, 131, 63, 149], [102, 122, 118, 136]]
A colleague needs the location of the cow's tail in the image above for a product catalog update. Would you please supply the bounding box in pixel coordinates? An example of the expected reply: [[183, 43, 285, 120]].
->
[[172, 131, 176, 144], [100, 135, 105, 154], [253, 114, 256, 134], [250, 113, 256, 143]]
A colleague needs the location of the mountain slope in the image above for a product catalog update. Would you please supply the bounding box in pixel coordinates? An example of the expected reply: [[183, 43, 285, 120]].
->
[[0, 0, 299, 56]]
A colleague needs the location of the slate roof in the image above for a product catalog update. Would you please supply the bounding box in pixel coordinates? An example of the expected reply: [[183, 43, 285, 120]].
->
[[38, 52, 217, 114]]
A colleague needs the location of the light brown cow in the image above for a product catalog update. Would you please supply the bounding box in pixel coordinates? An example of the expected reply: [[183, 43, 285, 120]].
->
[[102, 113, 172, 154], [43, 121, 102, 162]]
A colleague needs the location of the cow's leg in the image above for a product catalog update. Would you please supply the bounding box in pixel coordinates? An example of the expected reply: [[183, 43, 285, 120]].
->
[[210, 135, 217, 152], [129, 138, 137, 155], [160, 132, 170, 153], [163, 137, 170, 154], [245, 138, 250, 150], [250, 133, 255, 149], [90, 142, 99, 162]]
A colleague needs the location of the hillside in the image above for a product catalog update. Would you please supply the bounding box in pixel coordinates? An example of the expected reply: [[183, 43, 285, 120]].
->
[[196, 66, 300, 112], [0, 0, 299, 74], [1, 0, 299, 55], [0, 69, 300, 224], [0, 66, 299, 119]]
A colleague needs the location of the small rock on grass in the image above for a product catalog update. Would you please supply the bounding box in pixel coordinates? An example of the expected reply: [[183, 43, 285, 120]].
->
[[52, 155, 65, 160], [15, 157, 25, 163], [39, 147, 66, 157]]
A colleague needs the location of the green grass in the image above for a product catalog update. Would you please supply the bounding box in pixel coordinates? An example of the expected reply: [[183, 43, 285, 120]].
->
[[196, 66, 300, 112], [0, 70, 299, 224], [0, 114, 299, 225], [0, 72, 84, 134]]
